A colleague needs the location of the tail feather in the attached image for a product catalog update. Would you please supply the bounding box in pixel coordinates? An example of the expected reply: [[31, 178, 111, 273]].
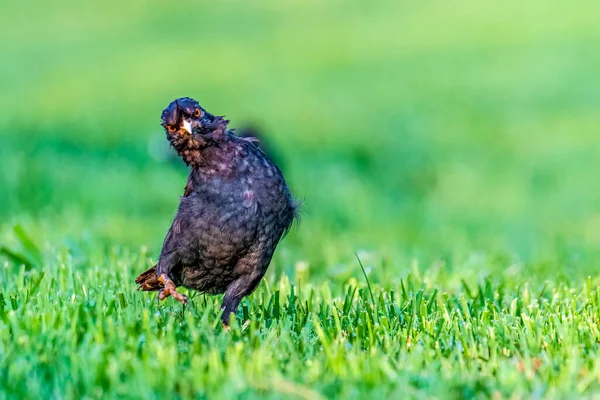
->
[[135, 265, 163, 291]]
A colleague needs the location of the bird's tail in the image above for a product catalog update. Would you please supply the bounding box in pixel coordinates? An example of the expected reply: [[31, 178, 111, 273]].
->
[[135, 265, 163, 291]]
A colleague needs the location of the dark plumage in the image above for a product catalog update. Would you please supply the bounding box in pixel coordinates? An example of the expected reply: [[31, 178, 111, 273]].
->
[[136, 97, 297, 325]]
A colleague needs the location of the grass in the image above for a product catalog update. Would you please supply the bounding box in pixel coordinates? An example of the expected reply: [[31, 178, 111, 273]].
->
[[4, 245, 600, 398], [1, 0, 600, 398]]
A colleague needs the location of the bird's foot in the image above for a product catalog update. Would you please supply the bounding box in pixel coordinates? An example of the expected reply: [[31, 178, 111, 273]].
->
[[157, 274, 189, 305]]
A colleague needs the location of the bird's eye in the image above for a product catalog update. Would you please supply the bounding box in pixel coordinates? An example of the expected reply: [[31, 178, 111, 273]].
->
[[167, 125, 177, 132], [194, 108, 201, 117]]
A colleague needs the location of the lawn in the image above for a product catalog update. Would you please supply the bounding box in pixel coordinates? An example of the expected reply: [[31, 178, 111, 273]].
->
[[1, 0, 600, 398]]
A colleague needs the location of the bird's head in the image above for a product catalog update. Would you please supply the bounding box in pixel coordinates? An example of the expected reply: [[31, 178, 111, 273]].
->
[[161, 97, 209, 141], [160, 97, 228, 165]]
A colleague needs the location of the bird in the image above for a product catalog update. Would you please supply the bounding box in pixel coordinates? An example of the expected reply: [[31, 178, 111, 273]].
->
[[135, 97, 297, 326]]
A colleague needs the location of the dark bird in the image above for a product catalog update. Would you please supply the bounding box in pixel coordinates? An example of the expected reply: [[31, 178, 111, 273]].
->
[[135, 97, 297, 326]]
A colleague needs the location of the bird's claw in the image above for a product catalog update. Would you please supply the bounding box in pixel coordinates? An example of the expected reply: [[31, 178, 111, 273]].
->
[[158, 274, 189, 305]]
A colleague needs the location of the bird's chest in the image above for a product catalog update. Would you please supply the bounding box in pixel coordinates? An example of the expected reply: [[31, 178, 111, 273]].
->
[[192, 168, 264, 236], [178, 173, 260, 265], [187, 147, 287, 228], [193, 154, 270, 207]]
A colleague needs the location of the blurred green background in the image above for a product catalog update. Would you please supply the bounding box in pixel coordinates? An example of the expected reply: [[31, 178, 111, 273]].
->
[[1, 0, 600, 284]]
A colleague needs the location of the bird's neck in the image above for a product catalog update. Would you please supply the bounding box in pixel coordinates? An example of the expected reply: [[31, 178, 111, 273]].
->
[[172, 136, 205, 167], [173, 116, 231, 168]]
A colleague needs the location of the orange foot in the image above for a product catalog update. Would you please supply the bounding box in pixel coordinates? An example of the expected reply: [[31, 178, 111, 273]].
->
[[157, 274, 189, 305]]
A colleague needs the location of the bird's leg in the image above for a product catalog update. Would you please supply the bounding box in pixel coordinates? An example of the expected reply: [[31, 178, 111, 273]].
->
[[158, 274, 189, 305], [221, 272, 264, 327], [155, 233, 188, 305], [221, 294, 242, 327]]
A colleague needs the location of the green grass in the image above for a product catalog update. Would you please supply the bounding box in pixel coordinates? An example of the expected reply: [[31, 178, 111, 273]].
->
[[2, 0, 600, 397]]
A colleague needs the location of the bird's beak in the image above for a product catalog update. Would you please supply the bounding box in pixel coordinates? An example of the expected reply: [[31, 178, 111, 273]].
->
[[181, 119, 193, 135]]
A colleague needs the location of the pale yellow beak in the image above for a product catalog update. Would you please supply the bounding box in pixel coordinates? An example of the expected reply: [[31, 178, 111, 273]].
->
[[181, 119, 193, 134]]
